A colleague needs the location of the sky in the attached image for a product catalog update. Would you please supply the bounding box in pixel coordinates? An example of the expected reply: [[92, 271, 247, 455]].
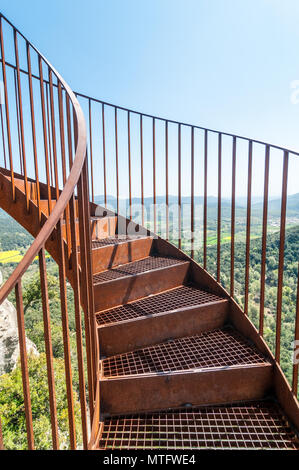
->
[[1, 0, 299, 198]]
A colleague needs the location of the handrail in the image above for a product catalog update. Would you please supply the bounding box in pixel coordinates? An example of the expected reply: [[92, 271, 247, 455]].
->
[[0, 12, 87, 303], [74, 90, 299, 158], [0, 13, 92, 450], [2, 57, 299, 158]]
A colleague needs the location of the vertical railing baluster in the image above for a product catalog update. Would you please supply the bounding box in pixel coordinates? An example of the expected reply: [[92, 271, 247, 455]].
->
[[14, 31, 28, 208], [102, 103, 107, 207], [89, 99, 94, 203], [244, 141, 253, 315], [191, 127, 195, 259], [115, 107, 119, 215], [0, 104, 7, 169], [73, 108, 95, 420], [27, 44, 41, 214], [58, 83, 71, 253], [292, 262, 299, 396], [15, 281, 34, 450], [203, 130, 208, 270], [128, 111, 132, 220], [38, 248, 59, 450], [178, 123, 182, 249], [69, 189, 89, 449], [65, 110, 89, 448], [57, 215, 77, 449], [165, 121, 169, 240], [46, 83, 54, 188], [0, 416, 4, 450], [0, 17, 15, 200], [230, 136, 236, 297], [39, 57, 53, 215], [14, 69, 23, 175], [217, 133, 222, 283], [48, 69, 60, 201], [81, 158, 98, 398], [259, 145, 270, 336], [153, 118, 156, 233], [275, 151, 289, 363], [140, 114, 144, 226]]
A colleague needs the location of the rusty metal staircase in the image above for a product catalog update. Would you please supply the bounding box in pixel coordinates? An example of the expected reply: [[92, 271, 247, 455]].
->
[[0, 13, 299, 450]]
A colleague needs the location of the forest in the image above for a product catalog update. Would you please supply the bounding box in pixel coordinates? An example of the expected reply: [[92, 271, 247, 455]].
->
[[0, 207, 298, 449]]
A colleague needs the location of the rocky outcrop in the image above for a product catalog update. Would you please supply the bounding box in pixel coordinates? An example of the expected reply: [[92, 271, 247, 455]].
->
[[0, 270, 39, 375]]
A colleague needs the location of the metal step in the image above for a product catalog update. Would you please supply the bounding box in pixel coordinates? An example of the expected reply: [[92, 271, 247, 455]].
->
[[97, 400, 299, 450], [92, 236, 153, 273], [100, 327, 273, 415], [97, 285, 229, 356], [93, 255, 190, 311]]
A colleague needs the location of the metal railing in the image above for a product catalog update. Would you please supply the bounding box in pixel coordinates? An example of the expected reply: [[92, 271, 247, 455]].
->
[[0, 14, 94, 450], [76, 91, 299, 400], [0, 12, 298, 450]]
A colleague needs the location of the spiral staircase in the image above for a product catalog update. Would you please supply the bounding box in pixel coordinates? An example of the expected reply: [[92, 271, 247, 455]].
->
[[0, 14, 298, 450]]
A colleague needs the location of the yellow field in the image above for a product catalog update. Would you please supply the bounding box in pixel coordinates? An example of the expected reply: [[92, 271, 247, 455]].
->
[[0, 250, 50, 264]]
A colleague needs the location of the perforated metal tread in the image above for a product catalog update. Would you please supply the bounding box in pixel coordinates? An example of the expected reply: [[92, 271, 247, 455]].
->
[[101, 327, 269, 378], [96, 284, 224, 326], [92, 236, 148, 249], [93, 255, 187, 284], [98, 400, 299, 449]]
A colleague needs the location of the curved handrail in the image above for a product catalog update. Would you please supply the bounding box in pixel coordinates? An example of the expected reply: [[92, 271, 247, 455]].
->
[[0, 13, 87, 303], [75, 90, 299, 158]]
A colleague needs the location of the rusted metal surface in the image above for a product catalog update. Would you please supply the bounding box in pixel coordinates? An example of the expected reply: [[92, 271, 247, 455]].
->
[[39, 248, 59, 449], [275, 151, 289, 363], [93, 258, 190, 312], [0, 13, 89, 450], [91, 236, 153, 273], [259, 145, 270, 335], [98, 401, 299, 450], [0, 17, 15, 200], [98, 298, 229, 357], [1, 13, 299, 452], [15, 281, 34, 449], [102, 327, 267, 377], [230, 136, 236, 297], [100, 364, 273, 416], [293, 261, 299, 395], [244, 141, 252, 315], [191, 127, 194, 259], [203, 130, 208, 270]]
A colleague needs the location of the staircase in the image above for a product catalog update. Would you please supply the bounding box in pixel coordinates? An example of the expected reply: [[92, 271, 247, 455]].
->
[[0, 13, 298, 451], [1, 168, 298, 450]]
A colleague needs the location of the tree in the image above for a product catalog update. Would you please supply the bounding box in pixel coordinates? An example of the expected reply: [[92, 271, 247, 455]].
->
[[0, 353, 83, 450], [22, 272, 59, 315]]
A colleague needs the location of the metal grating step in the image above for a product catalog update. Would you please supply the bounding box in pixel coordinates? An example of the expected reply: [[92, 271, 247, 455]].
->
[[93, 255, 187, 284], [98, 400, 299, 449], [101, 327, 268, 377], [92, 236, 148, 249], [96, 285, 223, 326]]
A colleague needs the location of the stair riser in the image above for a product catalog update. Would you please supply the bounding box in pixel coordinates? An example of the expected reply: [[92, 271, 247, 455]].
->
[[94, 262, 190, 312], [92, 238, 153, 274], [66, 217, 117, 245], [38, 200, 79, 217], [100, 364, 273, 416], [98, 300, 229, 357]]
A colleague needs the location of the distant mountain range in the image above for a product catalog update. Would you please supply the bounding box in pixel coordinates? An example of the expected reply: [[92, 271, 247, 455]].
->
[[94, 193, 299, 220]]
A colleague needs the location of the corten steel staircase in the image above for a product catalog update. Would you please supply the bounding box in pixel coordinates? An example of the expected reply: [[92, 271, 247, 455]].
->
[[0, 14, 299, 450]]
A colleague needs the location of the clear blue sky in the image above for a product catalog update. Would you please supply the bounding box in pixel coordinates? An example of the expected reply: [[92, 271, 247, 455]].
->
[[1, 0, 299, 197]]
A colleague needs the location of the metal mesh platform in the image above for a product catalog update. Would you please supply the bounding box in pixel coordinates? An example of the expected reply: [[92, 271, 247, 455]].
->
[[92, 236, 148, 249], [93, 255, 186, 284], [98, 400, 299, 449], [97, 285, 224, 326], [102, 327, 268, 377]]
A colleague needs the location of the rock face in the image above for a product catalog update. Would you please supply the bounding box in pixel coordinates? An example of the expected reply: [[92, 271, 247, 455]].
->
[[0, 271, 39, 375]]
